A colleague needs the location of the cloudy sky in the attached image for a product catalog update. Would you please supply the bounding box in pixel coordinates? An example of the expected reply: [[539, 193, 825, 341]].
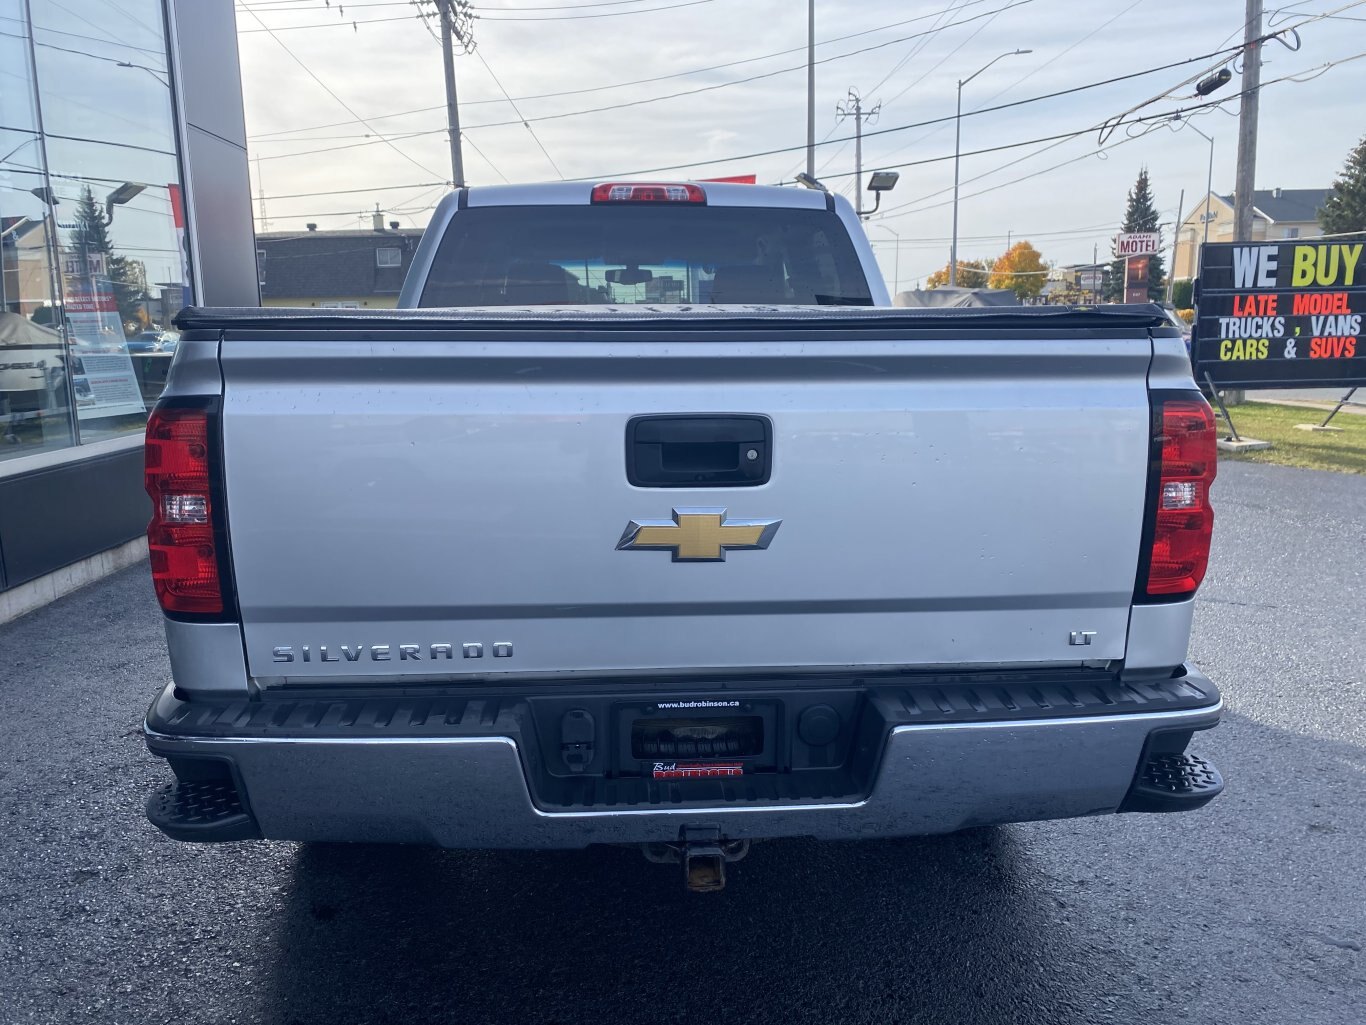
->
[[235, 0, 1366, 289]]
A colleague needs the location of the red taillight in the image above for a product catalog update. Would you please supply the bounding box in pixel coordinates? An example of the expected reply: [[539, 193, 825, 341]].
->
[[145, 406, 223, 615], [1144, 397, 1217, 597], [590, 182, 706, 204]]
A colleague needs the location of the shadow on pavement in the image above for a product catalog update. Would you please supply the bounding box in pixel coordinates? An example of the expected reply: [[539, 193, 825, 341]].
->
[[262, 826, 1117, 1025]]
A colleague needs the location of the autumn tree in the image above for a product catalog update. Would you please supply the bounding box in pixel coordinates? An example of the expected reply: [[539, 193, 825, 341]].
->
[[1320, 134, 1366, 235], [926, 258, 990, 288], [989, 241, 1047, 300], [1106, 168, 1165, 302]]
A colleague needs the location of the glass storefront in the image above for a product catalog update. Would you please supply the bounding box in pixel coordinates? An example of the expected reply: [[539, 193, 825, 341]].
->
[[1, 0, 191, 464]]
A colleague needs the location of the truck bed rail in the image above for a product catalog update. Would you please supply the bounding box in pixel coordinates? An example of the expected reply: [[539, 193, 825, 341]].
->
[[175, 303, 1176, 336]]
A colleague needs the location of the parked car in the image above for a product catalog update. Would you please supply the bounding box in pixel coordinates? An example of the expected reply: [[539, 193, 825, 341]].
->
[[126, 330, 178, 354], [1160, 303, 1194, 353]]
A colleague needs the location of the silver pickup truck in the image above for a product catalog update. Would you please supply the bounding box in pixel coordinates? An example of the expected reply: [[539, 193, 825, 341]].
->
[[142, 181, 1223, 889]]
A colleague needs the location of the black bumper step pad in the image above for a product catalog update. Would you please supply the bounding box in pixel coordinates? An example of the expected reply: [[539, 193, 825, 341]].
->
[[145, 668, 1220, 743], [146, 780, 261, 842], [1120, 752, 1224, 813]]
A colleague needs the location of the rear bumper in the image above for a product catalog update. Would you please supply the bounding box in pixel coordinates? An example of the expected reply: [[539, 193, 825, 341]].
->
[[143, 667, 1223, 847]]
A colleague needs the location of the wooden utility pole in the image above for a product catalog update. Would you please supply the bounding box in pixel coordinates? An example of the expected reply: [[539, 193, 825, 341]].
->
[[1233, 0, 1262, 241], [836, 90, 879, 216], [438, 0, 466, 188], [853, 94, 862, 211]]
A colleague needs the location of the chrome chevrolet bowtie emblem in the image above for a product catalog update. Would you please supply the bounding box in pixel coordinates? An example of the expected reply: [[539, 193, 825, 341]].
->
[[617, 508, 781, 562]]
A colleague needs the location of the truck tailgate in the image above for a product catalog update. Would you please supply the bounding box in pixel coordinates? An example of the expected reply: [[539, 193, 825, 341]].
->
[[217, 324, 1154, 681]]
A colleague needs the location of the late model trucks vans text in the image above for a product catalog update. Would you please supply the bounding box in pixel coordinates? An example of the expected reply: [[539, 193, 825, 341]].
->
[[142, 182, 1223, 891]]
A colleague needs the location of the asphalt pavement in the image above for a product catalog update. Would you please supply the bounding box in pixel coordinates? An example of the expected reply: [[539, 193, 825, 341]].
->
[[1, 460, 1363, 1025]]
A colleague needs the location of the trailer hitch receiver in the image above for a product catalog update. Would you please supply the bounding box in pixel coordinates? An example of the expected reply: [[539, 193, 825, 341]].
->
[[641, 826, 751, 892]]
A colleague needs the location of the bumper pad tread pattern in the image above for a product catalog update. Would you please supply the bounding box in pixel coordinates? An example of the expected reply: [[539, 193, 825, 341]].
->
[[147, 671, 1219, 742], [146, 780, 262, 842], [1120, 752, 1224, 813]]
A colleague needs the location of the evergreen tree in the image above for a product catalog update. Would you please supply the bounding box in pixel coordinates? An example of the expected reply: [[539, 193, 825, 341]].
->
[[1105, 168, 1166, 302], [68, 186, 145, 332], [1320, 135, 1366, 235]]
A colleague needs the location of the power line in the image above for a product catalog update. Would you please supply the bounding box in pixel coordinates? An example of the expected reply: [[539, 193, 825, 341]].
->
[[242, 9, 1354, 208], [235, 0, 726, 30], [876, 135, 1146, 221], [244, 0, 1016, 139], [809, 0, 979, 182], [473, 49, 564, 178], [595, 80, 1270, 185], [0, 11, 164, 55], [0, 121, 175, 157], [238, 5, 447, 181], [247, 37, 1268, 183], [262, 0, 1324, 169], [256, 185, 449, 230], [876, 5, 1002, 120], [870, 5, 1363, 211], [975, 0, 1144, 107], [14, 34, 169, 75], [593, 9, 1345, 185], [884, 16, 1000, 109], [578, 40, 1266, 181], [243, 0, 716, 8], [244, 0, 1048, 163], [872, 221, 1118, 245], [235, 9, 422, 32], [464, 0, 723, 17], [868, 0, 978, 99], [803, 0, 966, 184], [873, 0, 1145, 168], [870, 48, 1366, 223], [479, 0, 703, 8], [255, 180, 447, 202], [460, 131, 512, 183]]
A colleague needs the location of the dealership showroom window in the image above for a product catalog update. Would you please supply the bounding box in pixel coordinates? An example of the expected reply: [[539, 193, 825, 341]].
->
[[1, 0, 190, 463]]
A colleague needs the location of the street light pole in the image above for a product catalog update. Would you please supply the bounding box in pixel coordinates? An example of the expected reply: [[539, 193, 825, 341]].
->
[[1167, 188, 1184, 303], [1199, 131, 1214, 280], [950, 49, 1030, 287], [1175, 116, 1216, 277], [950, 84, 963, 286], [867, 224, 900, 297], [1163, 114, 1218, 282], [806, 0, 815, 179]]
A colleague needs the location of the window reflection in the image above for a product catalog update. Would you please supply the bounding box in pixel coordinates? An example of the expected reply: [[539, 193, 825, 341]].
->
[[2, 0, 192, 463], [2, 1, 75, 457]]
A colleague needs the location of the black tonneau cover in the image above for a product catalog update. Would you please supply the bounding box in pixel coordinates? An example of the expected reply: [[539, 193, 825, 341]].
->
[[177, 303, 1175, 337]]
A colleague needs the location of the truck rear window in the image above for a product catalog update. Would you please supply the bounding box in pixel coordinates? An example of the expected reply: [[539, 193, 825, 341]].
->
[[418, 204, 873, 307]]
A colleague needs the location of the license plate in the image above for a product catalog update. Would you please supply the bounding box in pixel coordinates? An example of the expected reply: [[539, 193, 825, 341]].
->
[[652, 761, 745, 779]]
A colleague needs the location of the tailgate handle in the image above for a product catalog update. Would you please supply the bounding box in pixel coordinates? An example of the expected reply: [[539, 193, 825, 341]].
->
[[626, 414, 771, 488]]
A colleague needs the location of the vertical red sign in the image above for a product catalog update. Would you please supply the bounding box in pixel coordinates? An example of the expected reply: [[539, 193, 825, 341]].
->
[[167, 183, 191, 301], [1124, 255, 1150, 304]]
